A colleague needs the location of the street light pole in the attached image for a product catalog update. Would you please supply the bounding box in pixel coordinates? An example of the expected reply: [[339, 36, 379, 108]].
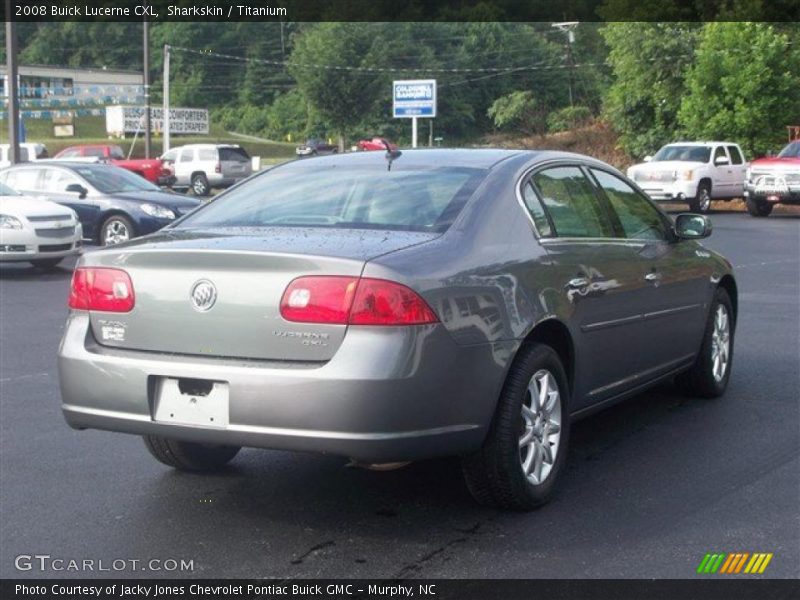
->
[[5, 0, 20, 165], [143, 15, 152, 158], [552, 22, 579, 107]]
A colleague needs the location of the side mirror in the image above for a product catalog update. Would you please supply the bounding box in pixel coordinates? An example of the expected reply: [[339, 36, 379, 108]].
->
[[643, 155, 652, 162], [65, 183, 88, 199], [714, 155, 730, 166], [674, 213, 712, 240]]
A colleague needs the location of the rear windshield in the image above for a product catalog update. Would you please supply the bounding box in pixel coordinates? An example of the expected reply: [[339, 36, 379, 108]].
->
[[778, 142, 800, 158], [176, 166, 486, 232], [219, 147, 250, 162], [652, 145, 711, 163]]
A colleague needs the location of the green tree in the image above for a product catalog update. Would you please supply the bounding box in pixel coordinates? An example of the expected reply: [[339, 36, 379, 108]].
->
[[487, 91, 546, 136], [601, 22, 700, 158], [288, 23, 390, 149], [678, 22, 800, 157]]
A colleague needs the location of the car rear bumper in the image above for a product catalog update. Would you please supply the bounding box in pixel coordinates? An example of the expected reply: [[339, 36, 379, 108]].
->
[[58, 313, 512, 462]]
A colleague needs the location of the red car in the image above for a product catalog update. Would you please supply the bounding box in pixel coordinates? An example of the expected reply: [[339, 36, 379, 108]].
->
[[356, 137, 398, 152], [744, 140, 800, 216], [53, 144, 174, 186]]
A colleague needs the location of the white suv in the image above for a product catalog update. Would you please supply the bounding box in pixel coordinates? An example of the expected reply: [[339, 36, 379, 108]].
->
[[626, 142, 748, 213], [161, 144, 252, 196]]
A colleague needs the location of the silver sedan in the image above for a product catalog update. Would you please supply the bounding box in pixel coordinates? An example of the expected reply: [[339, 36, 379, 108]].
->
[[58, 149, 736, 509]]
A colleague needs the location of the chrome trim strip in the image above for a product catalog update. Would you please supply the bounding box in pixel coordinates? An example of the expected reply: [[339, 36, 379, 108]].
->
[[643, 304, 703, 320]]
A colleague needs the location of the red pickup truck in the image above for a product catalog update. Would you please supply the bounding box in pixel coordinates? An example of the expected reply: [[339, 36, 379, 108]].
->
[[53, 144, 174, 186], [744, 140, 800, 216]]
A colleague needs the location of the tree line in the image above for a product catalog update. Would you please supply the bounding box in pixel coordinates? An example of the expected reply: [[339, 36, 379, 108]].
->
[[3, 21, 799, 157]]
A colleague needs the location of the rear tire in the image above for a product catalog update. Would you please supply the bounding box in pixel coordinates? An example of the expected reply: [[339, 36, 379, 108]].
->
[[30, 258, 63, 269], [462, 344, 570, 510], [676, 288, 735, 398], [689, 182, 712, 213], [143, 435, 240, 472], [191, 173, 210, 197], [746, 198, 773, 217]]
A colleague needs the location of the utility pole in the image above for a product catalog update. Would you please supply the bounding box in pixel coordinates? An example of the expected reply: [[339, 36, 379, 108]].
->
[[163, 44, 170, 153], [5, 0, 20, 165], [552, 22, 578, 107], [143, 14, 152, 158]]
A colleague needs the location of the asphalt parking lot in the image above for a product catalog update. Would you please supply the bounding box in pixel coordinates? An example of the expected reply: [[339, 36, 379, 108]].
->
[[0, 211, 798, 579]]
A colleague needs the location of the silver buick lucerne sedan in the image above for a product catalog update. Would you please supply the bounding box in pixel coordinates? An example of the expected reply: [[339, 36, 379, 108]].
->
[[58, 149, 737, 510]]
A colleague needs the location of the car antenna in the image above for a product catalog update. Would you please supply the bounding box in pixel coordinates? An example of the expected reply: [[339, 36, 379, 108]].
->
[[383, 139, 402, 171]]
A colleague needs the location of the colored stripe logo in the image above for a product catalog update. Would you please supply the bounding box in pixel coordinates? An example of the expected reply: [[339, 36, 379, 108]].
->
[[697, 552, 773, 574]]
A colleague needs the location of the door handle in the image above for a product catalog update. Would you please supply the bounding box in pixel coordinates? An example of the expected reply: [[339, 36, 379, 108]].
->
[[566, 277, 590, 290], [644, 272, 661, 283]]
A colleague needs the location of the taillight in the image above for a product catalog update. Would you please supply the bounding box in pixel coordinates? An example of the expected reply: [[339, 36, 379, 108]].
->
[[215, 162, 221, 173], [68, 268, 135, 312], [280, 276, 437, 326]]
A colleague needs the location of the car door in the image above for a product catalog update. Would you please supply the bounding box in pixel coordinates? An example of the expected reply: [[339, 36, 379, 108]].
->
[[711, 145, 734, 198], [38, 167, 102, 238], [588, 168, 710, 377], [726, 145, 747, 196], [175, 148, 194, 185], [523, 164, 653, 409]]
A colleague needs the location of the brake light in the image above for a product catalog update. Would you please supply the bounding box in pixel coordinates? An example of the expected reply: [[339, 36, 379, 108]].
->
[[280, 276, 437, 326], [68, 268, 135, 312]]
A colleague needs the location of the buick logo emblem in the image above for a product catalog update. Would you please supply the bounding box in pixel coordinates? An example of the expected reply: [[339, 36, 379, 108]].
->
[[190, 280, 217, 312]]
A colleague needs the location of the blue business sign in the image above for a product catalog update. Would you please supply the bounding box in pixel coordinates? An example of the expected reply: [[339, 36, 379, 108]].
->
[[393, 79, 437, 118]]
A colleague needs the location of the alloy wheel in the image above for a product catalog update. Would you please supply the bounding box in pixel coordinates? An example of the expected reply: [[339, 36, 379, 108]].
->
[[711, 304, 730, 382], [103, 219, 130, 245], [519, 369, 562, 485]]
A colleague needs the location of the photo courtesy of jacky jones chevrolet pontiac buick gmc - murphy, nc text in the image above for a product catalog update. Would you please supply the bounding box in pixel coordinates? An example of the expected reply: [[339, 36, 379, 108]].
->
[[58, 149, 736, 510]]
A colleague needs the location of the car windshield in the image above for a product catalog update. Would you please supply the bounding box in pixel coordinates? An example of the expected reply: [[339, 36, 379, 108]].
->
[[72, 165, 160, 193], [0, 182, 20, 196], [176, 165, 486, 233], [777, 142, 800, 158], [652, 145, 711, 163]]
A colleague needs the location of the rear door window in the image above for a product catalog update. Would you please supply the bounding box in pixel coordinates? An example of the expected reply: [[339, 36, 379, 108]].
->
[[530, 166, 615, 238], [727, 146, 744, 164], [713, 146, 728, 164], [219, 147, 250, 162]]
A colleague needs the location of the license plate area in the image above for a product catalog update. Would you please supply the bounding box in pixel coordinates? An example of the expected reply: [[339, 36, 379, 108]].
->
[[153, 377, 229, 428]]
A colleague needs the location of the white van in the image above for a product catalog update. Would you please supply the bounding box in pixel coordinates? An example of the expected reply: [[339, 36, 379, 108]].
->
[[0, 143, 49, 168]]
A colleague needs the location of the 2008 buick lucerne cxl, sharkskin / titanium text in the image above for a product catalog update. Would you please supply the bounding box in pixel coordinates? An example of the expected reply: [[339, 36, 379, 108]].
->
[[58, 149, 737, 510]]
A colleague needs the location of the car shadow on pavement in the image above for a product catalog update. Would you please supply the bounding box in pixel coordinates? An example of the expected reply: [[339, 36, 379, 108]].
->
[[0, 262, 74, 280]]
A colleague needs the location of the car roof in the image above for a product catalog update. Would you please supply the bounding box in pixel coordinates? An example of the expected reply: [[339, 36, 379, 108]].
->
[[169, 143, 240, 150], [282, 148, 531, 170], [665, 141, 739, 146]]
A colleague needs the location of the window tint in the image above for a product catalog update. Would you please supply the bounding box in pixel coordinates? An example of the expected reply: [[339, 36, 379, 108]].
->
[[109, 146, 125, 160], [727, 146, 744, 165], [531, 166, 614, 238], [178, 166, 484, 233], [84, 147, 106, 158], [219, 147, 250, 162], [777, 142, 800, 158], [653, 145, 711, 163], [591, 169, 667, 241], [198, 148, 217, 161], [713, 146, 728, 163], [5, 168, 42, 191], [521, 181, 552, 236]]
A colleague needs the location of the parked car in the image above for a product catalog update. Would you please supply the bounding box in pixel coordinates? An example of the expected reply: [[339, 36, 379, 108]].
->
[[58, 149, 737, 510], [0, 181, 82, 268], [627, 142, 748, 213], [743, 140, 800, 217], [53, 144, 174, 187], [357, 137, 398, 152], [0, 162, 200, 245], [295, 138, 338, 157], [0, 143, 49, 167], [160, 144, 252, 197]]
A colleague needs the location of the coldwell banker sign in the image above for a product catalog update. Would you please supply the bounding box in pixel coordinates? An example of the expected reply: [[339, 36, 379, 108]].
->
[[393, 79, 437, 118]]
